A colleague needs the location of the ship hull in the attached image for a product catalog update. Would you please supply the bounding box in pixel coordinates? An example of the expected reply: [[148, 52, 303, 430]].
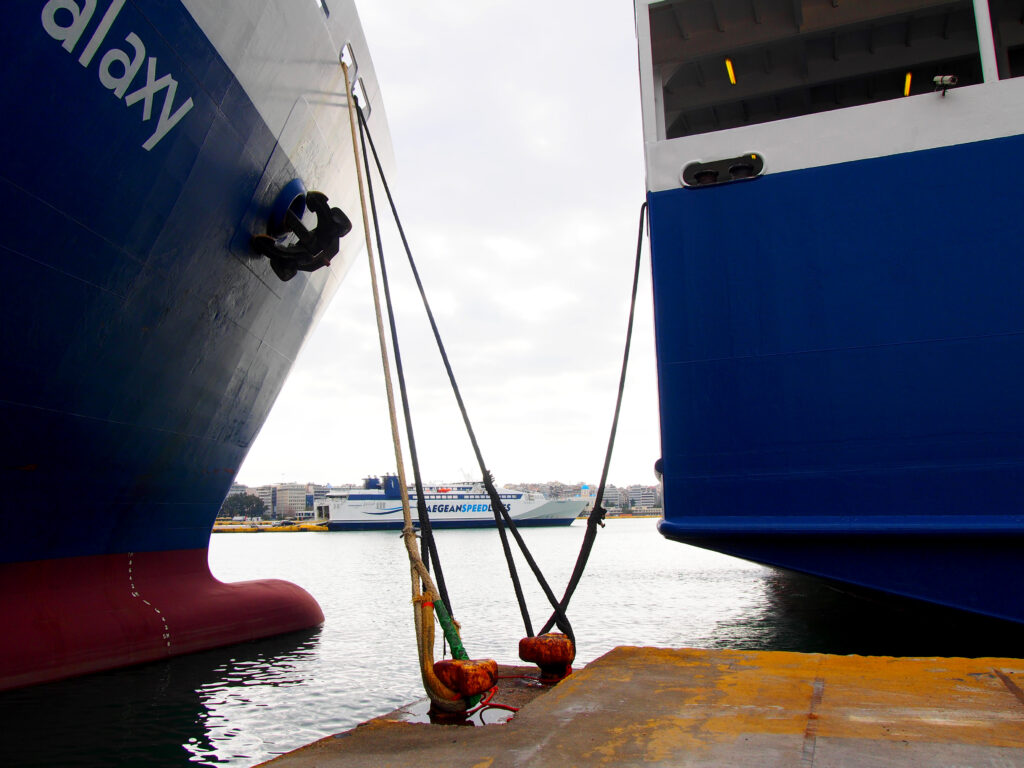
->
[[648, 104, 1024, 624], [0, 0, 389, 688], [326, 487, 585, 531], [1, 550, 323, 691], [657, 530, 1024, 626], [326, 517, 578, 531]]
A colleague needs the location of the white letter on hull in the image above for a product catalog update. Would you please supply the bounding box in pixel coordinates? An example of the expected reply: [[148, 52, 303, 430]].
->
[[41, 0, 97, 53], [78, 0, 125, 66], [142, 91, 193, 150], [142, 88, 193, 151], [125, 57, 172, 120], [98, 32, 145, 97], [125, 57, 195, 150], [41, 0, 192, 151]]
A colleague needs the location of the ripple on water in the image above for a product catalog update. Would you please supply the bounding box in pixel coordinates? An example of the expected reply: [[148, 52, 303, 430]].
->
[[5, 520, 1024, 767]]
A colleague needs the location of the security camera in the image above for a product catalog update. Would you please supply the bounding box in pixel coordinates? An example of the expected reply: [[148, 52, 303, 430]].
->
[[933, 75, 958, 87]]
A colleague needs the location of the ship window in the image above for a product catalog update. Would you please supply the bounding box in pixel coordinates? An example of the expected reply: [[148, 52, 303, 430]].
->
[[650, 0, 983, 139], [990, 0, 1024, 77], [1009, 44, 1024, 76]]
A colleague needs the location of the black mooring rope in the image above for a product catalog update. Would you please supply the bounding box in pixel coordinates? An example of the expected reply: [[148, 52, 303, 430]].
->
[[539, 201, 648, 636], [354, 97, 454, 619], [356, 103, 573, 642]]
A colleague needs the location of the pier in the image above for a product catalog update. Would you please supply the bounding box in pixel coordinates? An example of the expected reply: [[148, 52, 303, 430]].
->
[[260, 646, 1024, 767]]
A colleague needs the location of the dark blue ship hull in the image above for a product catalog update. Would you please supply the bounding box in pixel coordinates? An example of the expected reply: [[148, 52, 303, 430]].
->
[[0, 0, 383, 688], [2, 0, 321, 562], [650, 134, 1024, 624]]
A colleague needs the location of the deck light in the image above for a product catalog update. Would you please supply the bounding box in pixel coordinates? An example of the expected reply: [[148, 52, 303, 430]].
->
[[725, 58, 736, 85], [904, 72, 912, 96]]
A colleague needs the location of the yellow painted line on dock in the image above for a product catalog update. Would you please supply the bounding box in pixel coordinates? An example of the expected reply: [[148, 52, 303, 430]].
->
[[261, 646, 1024, 767]]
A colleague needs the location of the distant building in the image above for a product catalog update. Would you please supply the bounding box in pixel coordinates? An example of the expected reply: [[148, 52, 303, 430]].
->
[[503, 481, 636, 510], [627, 485, 661, 509], [235, 482, 327, 519], [275, 483, 311, 519], [602, 486, 626, 508], [227, 483, 248, 497], [252, 485, 277, 517]]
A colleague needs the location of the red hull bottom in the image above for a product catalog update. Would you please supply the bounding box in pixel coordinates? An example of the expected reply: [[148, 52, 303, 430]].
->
[[0, 549, 324, 691]]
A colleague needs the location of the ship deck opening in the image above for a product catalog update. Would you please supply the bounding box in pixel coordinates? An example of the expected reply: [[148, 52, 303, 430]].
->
[[645, 0, 1024, 139]]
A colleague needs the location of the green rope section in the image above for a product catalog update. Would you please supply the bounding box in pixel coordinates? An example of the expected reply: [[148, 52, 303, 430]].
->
[[432, 597, 467, 661], [432, 596, 481, 706]]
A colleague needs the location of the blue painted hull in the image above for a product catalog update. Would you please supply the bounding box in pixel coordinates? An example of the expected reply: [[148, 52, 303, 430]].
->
[[1, 0, 309, 562], [0, 0, 378, 688], [650, 134, 1024, 624]]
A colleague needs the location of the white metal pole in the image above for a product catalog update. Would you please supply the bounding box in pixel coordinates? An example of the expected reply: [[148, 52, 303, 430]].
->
[[973, 0, 999, 82]]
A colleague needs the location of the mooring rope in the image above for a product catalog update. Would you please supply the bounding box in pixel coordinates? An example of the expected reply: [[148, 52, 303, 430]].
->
[[539, 201, 648, 636], [354, 103, 573, 642], [341, 61, 462, 709], [348, 80, 649, 681], [353, 93, 455, 625]]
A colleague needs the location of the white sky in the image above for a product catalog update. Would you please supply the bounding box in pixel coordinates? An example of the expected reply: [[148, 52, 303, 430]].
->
[[236, 0, 661, 489]]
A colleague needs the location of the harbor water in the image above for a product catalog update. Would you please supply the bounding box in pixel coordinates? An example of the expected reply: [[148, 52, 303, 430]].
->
[[3, 518, 1023, 767]]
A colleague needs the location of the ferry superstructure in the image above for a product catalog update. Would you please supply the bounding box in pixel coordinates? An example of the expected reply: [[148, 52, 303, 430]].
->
[[324, 476, 586, 530], [636, 0, 1024, 623], [0, 0, 392, 689]]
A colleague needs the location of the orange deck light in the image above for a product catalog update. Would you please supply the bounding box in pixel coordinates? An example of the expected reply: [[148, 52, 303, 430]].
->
[[725, 58, 736, 85]]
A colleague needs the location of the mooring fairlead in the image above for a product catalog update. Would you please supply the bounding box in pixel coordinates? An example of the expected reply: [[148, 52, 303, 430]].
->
[[252, 190, 353, 282]]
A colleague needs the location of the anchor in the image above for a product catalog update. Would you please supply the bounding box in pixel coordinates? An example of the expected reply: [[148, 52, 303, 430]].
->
[[252, 190, 352, 282]]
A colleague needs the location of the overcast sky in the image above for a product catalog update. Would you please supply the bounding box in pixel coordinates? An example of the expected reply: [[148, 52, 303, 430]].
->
[[236, 0, 660, 489]]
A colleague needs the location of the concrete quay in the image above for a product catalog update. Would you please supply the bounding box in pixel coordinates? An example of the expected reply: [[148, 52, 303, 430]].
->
[[260, 646, 1024, 767]]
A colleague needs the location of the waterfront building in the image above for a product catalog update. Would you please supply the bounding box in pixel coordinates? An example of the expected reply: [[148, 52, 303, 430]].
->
[[252, 485, 277, 518], [275, 483, 311, 519], [628, 485, 661, 509]]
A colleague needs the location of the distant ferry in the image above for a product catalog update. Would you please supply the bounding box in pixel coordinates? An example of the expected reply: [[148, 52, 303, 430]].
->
[[324, 476, 587, 530]]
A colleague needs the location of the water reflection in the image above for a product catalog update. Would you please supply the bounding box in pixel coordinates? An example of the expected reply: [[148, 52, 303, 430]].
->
[[0, 629, 320, 768], [187, 630, 325, 764], [4, 520, 1024, 767], [748, 569, 1024, 657]]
